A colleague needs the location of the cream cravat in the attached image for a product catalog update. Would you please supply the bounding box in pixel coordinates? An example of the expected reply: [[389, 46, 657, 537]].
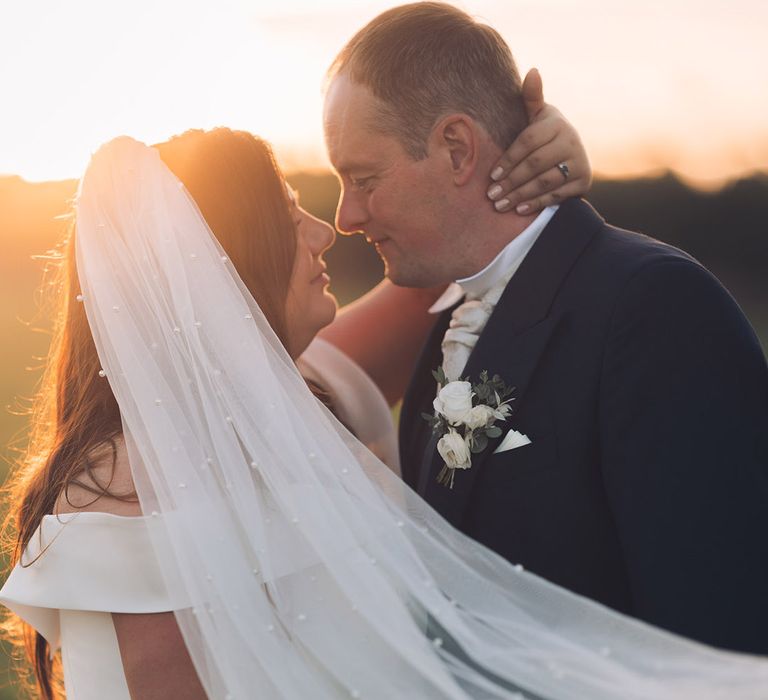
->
[[435, 207, 559, 383], [440, 272, 512, 382]]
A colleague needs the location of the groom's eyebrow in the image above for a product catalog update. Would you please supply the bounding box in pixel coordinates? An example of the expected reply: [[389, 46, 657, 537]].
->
[[331, 152, 382, 178], [331, 162, 353, 177], [335, 162, 378, 178]]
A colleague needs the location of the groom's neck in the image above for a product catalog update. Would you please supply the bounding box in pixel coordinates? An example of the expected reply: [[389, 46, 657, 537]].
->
[[457, 207, 536, 280]]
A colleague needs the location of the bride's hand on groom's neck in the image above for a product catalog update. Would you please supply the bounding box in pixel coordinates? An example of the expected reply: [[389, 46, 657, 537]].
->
[[486, 68, 593, 216]]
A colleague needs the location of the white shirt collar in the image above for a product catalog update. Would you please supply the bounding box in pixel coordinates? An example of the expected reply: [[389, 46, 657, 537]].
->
[[429, 205, 559, 314]]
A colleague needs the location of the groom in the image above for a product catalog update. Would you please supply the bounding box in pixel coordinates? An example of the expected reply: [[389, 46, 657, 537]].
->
[[323, 3, 768, 654]]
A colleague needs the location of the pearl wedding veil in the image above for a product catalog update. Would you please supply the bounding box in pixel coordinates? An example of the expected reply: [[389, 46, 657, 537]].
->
[[74, 137, 768, 699]]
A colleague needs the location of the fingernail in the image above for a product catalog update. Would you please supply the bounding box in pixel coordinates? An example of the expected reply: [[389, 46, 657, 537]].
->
[[487, 184, 502, 200], [516, 203, 530, 214], [491, 167, 504, 181], [494, 198, 510, 211]]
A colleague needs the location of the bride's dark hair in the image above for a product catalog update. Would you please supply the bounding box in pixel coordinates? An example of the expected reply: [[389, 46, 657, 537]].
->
[[1, 128, 298, 699]]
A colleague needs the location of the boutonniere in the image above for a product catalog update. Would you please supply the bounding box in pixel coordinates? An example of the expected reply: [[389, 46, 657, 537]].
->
[[422, 367, 516, 489]]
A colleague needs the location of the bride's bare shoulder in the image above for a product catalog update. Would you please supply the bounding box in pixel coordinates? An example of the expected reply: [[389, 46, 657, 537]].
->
[[54, 434, 142, 516]]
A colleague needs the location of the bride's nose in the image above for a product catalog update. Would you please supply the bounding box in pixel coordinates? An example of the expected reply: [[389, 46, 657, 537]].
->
[[306, 215, 336, 255]]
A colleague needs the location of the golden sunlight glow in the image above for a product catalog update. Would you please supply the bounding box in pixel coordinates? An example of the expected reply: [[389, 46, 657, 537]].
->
[[1, 0, 766, 185]]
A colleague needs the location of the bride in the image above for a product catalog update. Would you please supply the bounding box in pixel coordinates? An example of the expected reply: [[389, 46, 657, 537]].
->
[[2, 121, 767, 699]]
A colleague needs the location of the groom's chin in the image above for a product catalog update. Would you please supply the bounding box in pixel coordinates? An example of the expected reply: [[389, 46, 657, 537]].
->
[[384, 266, 416, 288], [385, 262, 447, 289]]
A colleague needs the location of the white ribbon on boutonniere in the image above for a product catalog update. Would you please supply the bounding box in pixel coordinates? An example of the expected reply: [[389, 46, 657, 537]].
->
[[422, 367, 516, 489]]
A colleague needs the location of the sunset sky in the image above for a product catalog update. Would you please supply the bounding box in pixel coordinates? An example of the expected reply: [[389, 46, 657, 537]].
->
[[1, 0, 766, 187]]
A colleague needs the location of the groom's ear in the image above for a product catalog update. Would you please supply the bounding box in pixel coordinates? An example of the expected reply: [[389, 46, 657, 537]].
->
[[431, 114, 478, 186]]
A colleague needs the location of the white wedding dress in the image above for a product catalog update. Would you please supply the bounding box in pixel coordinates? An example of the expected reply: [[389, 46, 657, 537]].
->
[[0, 338, 398, 700]]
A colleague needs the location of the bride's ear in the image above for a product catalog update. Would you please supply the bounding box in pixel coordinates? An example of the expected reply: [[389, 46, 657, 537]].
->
[[431, 114, 478, 186]]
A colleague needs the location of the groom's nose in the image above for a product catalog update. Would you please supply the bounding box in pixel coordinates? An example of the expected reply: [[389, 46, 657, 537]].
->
[[335, 188, 368, 236]]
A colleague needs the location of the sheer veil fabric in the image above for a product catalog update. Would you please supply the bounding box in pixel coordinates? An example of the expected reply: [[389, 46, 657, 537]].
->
[[74, 137, 768, 699]]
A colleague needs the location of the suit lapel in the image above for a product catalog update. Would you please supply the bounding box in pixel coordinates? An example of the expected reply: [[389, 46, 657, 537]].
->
[[418, 199, 605, 526]]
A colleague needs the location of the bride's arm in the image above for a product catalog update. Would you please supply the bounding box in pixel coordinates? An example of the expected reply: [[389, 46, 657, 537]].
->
[[112, 613, 207, 700], [318, 280, 444, 406], [319, 69, 592, 405]]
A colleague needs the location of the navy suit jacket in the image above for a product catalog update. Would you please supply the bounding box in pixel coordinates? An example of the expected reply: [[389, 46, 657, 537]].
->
[[399, 198, 768, 654]]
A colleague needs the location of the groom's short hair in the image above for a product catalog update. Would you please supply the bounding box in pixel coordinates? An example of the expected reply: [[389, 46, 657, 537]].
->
[[328, 2, 528, 159]]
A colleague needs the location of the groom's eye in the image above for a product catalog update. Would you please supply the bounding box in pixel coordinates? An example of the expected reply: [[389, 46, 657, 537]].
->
[[350, 176, 374, 191]]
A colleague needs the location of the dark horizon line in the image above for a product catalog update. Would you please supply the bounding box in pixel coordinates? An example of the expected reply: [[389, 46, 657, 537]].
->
[[1, 168, 767, 193]]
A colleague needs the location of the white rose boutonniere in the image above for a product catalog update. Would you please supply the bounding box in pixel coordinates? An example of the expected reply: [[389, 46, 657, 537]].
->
[[423, 367, 516, 489], [464, 404, 497, 430], [433, 381, 473, 425], [436, 430, 472, 472]]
